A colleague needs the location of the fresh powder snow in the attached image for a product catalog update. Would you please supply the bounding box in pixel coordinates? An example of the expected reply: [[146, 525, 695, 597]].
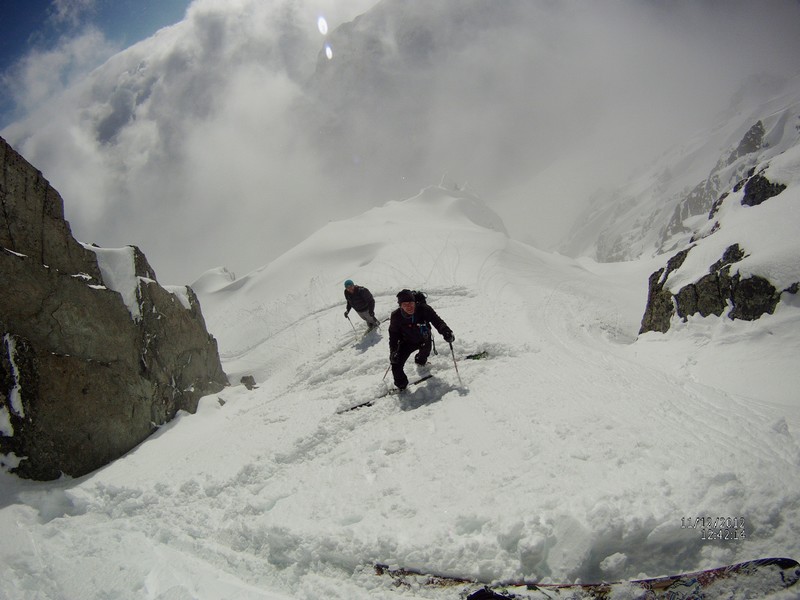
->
[[1, 185, 799, 599]]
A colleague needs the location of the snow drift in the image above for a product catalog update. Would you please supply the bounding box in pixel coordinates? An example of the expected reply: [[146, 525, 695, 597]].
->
[[1, 186, 798, 599]]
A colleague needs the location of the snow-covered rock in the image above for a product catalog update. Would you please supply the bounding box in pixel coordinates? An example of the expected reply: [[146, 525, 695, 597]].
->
[[563, 75, 800, 264], [639, 119, 800, 333], [0, 136, 228, 480]]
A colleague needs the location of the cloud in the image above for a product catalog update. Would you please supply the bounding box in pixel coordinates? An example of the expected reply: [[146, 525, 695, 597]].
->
[[304, 0, 800, 247], [1, 28, 118, 119], [2, 0, 800, 283], [3, 0, 377, 282], [48, 0, 97, 28]]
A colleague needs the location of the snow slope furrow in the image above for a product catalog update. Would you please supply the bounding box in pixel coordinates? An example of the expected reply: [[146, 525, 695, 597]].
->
[[2, 186, 798, 599]]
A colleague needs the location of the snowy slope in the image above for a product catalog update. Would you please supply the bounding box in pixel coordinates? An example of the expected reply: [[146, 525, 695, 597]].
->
[[1, 187, 799, 599], [562, 75, 800, 262]]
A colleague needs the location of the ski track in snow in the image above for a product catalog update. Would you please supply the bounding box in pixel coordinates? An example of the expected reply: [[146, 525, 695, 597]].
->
[[2, 189, 799, 599]]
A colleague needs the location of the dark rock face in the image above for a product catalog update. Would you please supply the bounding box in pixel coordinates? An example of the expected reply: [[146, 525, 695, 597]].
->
[[639, 269, 674, 334], [640, 158, 797, 336], [1, 136, 228, 480], [641, 243, 790, 334], [741, 172, 787, 207], [0, 138, 101, 278], [726, 120, 764, 166], [657, 121, 766, 253], [639, 249, 690, 334], [674, 272, 726, 320], [661, 179, 722, 249], [729, 275, 781, 320]]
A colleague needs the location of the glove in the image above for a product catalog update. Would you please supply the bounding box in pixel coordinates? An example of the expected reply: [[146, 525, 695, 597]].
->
[[443, 331, 455, 343]]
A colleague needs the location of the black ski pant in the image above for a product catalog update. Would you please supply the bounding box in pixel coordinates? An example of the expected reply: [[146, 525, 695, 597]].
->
[[391, 338, 432, 389]]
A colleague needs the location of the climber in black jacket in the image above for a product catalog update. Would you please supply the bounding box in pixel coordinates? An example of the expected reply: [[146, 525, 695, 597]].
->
[[343, 279, 380, 330], [388, 289, 454, 390]]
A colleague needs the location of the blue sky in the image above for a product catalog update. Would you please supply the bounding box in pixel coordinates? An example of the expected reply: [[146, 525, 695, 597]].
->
[[0, 0, 191, 125]]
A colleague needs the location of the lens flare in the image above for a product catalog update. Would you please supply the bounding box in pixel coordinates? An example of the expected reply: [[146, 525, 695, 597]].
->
[[317, 16, 328, 35], [324, 43, 333, 60]]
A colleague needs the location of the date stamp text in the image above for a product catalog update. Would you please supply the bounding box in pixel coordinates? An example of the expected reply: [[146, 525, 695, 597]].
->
[[681, 516, 746, 541]]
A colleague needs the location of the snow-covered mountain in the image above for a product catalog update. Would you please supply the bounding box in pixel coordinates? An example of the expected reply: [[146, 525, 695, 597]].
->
[[561, 74, 800, 263], [2, 185, 798, 599], [2, 1, 800, 597], [5, 0, 797, 282]]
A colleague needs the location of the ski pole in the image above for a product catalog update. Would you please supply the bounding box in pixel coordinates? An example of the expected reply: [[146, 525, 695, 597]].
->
[[449, 342, 463, 386], [384, 340, 400, 381], [346, 313, 358, 340]]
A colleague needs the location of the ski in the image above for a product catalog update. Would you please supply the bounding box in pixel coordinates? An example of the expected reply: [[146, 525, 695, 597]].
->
[[385, 373, 434, 395], [362, 316, 389, 339], [337, 316, 388, 350], [337, 375, 434, 414], [373, 557, 800, 599], [360, 325, 379, 340]]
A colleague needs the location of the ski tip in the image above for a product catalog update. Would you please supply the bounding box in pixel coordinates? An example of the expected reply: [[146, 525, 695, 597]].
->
[[378, 557, 800, 600], [336, 399, 375, 414]]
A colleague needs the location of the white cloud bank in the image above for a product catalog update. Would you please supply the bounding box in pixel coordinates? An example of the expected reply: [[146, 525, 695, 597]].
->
[[2, 0, 799, 283]]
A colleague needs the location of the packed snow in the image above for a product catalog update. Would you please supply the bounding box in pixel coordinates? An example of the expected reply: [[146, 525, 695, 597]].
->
[[0, 334, 24, 437], [1, 185, 799, 599], [82, 245, 143, 320]]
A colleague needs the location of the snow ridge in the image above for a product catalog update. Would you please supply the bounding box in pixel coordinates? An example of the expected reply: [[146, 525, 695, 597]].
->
[[1, 187, 799, 599]]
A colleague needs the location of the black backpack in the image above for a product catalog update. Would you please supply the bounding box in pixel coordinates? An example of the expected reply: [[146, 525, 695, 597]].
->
[[412, 290, 427, 305]]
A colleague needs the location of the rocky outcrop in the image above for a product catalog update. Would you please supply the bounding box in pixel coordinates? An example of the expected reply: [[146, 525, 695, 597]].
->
[[740, 171, 787, 207], [725, 120, 765, 167], [561, 76, 800, 264], [640, 166, 797, 335], [638, 249, 691, 334], [671, 243, 784, 322], [640, 242, 785, 335], [0, 138, 102, 278], [658, 121, 766, 253], [1, 136, 228, 480]]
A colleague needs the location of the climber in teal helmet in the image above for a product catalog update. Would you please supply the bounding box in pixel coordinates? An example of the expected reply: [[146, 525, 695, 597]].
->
[[343, 279, 380, 331]]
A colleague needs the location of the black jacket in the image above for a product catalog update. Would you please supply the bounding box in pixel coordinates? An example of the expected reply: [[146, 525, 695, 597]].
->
[[344, 285, 375, 313], [389, 303, 451, 350]]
